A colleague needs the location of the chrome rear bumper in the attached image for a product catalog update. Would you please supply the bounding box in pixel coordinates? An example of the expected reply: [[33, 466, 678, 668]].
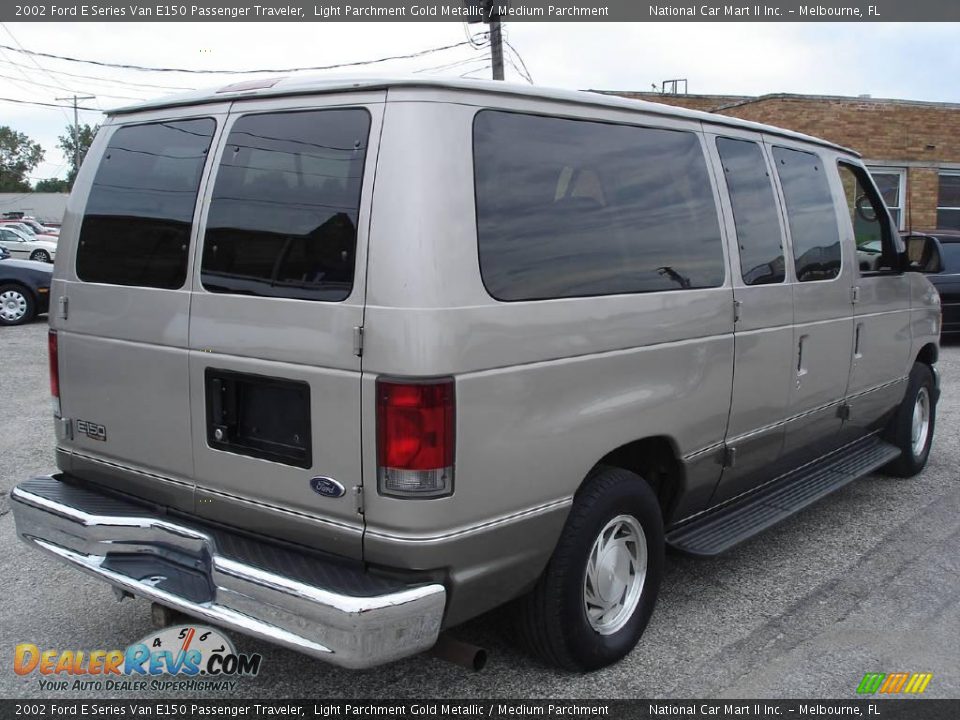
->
[[10, 476, 445, 669]]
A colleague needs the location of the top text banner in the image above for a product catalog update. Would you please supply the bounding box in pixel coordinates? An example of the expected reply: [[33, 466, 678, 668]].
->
[[5, 0, 960, 22]]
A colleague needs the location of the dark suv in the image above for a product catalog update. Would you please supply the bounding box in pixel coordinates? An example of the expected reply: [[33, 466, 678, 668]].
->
[[906, 230, 960, 339]]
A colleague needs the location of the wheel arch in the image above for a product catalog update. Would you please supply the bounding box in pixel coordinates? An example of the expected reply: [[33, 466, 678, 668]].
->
[[916, 342, 938, 367], [590, 435, 684, 521]]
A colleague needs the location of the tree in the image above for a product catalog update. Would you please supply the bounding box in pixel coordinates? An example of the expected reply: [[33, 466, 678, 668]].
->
[[0, 126, 44, 192], [34, 177, 71, 193], [58, 123, 98, 185]]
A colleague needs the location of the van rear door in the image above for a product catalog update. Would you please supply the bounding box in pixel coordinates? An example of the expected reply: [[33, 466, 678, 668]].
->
[[186, 93, 384, 560], [53, 105, 228, 510]]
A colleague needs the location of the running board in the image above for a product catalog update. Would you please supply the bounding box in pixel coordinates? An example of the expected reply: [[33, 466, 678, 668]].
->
[[666, 435, 901, 557]]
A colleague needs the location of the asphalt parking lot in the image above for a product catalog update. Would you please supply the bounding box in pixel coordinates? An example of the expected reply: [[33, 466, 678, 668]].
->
[[1, 318, 957, 699]]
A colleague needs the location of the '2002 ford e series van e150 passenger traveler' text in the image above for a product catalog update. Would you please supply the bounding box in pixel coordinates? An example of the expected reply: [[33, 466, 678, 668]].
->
[[9, 77, 943, 671]]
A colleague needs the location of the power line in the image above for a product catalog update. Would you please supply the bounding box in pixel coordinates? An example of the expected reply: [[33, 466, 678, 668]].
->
[[0, 70, 149, 101], [0, 56, 196, 91], [0, 95, 100, 111], [504, 39, 534, 83], [0, 39, 475, 75], [414, 53, 492, 75], [0, 23, 76, 124], [1, 23, 72, 93]]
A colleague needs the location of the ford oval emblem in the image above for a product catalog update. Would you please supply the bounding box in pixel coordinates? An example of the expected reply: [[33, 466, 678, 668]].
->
[[310, 477, 346, 498]]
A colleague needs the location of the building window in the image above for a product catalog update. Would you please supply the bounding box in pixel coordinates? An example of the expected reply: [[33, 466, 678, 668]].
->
[[938, 172, 960, 230], [866, 167, 906, 230]]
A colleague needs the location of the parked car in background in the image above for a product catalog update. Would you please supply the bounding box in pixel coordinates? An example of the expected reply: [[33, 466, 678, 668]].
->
[[0, 253, 52, 325], [0, 220, 59, 242], [905, 229, 960, 339], [0, 226, 57, 263], [18, 218, 60, 236]]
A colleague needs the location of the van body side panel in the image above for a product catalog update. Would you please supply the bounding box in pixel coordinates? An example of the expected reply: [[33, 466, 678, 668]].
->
[[909, 274, 942, 362], [361, 97, 734, 620], [53, 105, 231, 511], [704, 129, 795, 505], [185, 93, 385, 560]]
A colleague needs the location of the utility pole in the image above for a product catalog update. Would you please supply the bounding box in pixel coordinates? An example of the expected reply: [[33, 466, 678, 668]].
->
[[56, 94, 96, 174], [489, 16, 504, 80], [467, 0, 505, 81]]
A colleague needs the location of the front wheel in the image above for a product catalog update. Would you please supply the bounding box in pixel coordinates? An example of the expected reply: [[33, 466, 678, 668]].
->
[[882, 362, 937, 478], [29, 250, 51, 263], [515, 466, 664, 671]]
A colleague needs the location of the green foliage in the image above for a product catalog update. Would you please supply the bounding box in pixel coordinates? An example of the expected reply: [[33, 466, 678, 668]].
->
[[34, 177, 71, 193], [58, 123, 99, 185], [0, 125, 44, 192]]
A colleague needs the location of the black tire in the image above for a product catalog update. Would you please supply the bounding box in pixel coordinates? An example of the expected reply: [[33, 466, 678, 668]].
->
[[515, 465, 664, 671], [30, 250, 51, 263], [0, 283, 36, 326], [882, 362, 936, 478]]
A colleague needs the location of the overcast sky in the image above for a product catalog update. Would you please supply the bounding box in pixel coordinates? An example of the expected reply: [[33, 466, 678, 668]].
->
[[1, 21, 958, 181]]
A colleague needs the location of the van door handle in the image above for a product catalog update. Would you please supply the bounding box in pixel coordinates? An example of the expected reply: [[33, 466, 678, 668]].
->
[[796, 334, 809, 386], [854, 323, 864, 359]]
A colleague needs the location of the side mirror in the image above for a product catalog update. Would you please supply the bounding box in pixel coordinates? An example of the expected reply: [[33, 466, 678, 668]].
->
[[905, 235, 943, 273], [855, 194, 878, 222]]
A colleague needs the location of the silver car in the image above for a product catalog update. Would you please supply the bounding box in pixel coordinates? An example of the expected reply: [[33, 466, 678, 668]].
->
[[10, 78, 942, 671], [0, 225, 57, 263]]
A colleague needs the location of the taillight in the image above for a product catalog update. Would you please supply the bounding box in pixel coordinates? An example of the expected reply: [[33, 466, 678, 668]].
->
[[48, 330, 60, 417], [376, 378, 455, 498]]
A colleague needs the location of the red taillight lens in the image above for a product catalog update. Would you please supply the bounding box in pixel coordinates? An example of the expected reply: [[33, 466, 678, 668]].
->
[[376, 378, 454, 498], [48, 330, 60, 417]]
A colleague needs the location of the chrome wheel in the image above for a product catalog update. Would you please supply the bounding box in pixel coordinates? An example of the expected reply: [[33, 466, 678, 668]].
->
[[583, 514, 647, 635], [0, 289, 28, 323], [911, 387, 931, 458], [30, 250, 50, 263]]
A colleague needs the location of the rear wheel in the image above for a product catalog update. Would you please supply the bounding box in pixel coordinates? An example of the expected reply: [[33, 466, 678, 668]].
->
[[29, 249, 51, 263], [882, 362, 936, 477], [0, 284, 36, 326], [515, 466, 664, 670]]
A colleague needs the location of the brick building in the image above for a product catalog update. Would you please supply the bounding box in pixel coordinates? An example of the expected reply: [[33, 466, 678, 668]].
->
[[598, 91, 960, 232]]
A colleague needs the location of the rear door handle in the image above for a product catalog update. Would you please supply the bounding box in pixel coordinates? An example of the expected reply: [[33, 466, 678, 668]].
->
[[796, 334, 809, 386]]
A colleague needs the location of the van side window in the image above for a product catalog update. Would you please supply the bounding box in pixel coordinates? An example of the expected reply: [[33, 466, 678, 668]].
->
[[716, 138, 785, 285], [473, 110, 724, 301], [200, 108, 370, 302], [76, 118, 215, 289], [837, 163, 898, 274], [772, 146, 842, 282]]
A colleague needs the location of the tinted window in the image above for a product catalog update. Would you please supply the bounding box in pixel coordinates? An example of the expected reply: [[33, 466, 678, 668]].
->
[[77, 118, 215, 288], [473, 111, 724, 301], [772, 147, 841, 282], [201, 109, 370, 302], [716, 138, 785, 285]]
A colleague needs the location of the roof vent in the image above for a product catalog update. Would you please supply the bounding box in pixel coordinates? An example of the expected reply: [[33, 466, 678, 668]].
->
[[216, 78, 285, 94]]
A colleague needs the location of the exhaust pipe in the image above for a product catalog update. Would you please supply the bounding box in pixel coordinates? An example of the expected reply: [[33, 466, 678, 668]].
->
[[150, 602, 188, 629], [429, 634, 488, 671]]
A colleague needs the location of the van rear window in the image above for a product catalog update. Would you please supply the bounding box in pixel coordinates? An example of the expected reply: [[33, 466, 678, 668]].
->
[[473, 110, 724, 301], [76, 118, 215, 289], [200, 108, 370, 302]]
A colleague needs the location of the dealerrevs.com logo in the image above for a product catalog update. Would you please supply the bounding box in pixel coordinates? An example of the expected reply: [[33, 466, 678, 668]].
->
[[14, 625, 262, 692]]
